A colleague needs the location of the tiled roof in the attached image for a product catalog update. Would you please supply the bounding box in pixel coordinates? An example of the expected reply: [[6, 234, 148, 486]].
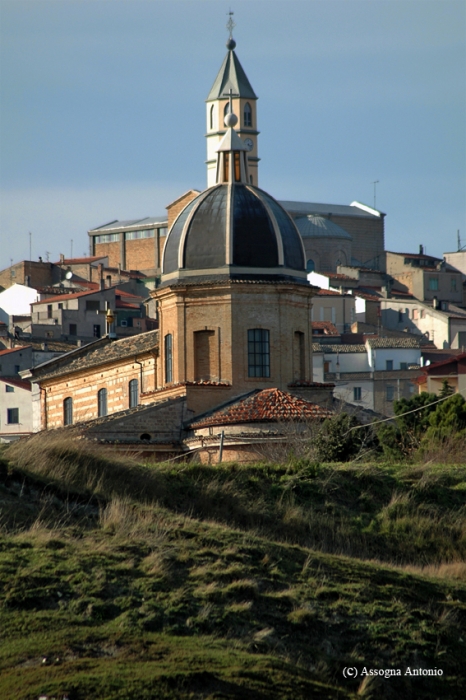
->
[[322, 344, 367, 353], [312, 321, 339, 335], [316, 288, 344, 296], [366, 337, 422, 349], [0, 345, 31, 356], [421, 352, 466, 374], [32, 288, 101, 305], [29, 330, 159, 381], [188, 388, 333, 429]]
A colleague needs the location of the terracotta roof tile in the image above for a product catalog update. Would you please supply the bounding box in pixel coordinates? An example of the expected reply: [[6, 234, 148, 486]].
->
[[188, 388, 333, 429], [366, 337, 422, 349], [0, 345, 31, 356], [312, 321, 339, 335]]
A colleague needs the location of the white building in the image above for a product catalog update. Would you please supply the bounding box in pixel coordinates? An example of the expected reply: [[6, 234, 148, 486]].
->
[[0, 377, 32, 442]]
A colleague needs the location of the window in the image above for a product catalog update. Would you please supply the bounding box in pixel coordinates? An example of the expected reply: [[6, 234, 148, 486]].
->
[[86, 300, 100, 311], [400, 362, 408, 370], [98, 388, 107, 417], [129, 379, 139, 408], [95, 233, 119, 244], [451, 277, 457, 292], [69, 324, 77, 336], [165, 334, 173, 384], [7, 408, 19, 424], [412, 309, 419, 320], [428, 277, 439, 291], [386, 360, 393, 371], [224, 101, 230, 119], [47, 304, 53, 319], [353, 387, 362, 401], [125, 229, 155, 241], [420, 309, 425, 318], [210, 104, 214, 130], [293, 331, 305, 381], [58, 303, 63, 310], [386, 386, 395, 401], [14, 365, 20, 374], [63, 397, 73, 426], [93, 324, 101, 338], [248, 329, 270, 378], [5, 385, 14, 393], [244, 102, 252, 127], [306, 259, 315, 273]]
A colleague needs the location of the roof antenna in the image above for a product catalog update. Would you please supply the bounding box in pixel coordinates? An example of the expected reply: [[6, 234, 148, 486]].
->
[[226, 9, 236, 50]]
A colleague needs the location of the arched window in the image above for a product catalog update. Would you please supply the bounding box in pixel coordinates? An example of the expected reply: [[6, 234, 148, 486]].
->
[[247, 329, 270, 378], [209, 104, 214, 130], [223, 101, 230, 120], [244, 102, 252, 127], [306, 259, 315, 273], [98, 388, 107, 417], [165, 333, 173, 384], [63, 397, 73, 426], [129, 379, 138, 408]]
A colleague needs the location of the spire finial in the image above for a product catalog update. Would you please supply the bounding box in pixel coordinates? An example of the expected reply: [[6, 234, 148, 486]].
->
[[226, 10, 236, 50]]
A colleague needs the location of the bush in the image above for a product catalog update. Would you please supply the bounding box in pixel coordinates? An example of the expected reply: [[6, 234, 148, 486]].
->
[[314, 413, 378, 462]]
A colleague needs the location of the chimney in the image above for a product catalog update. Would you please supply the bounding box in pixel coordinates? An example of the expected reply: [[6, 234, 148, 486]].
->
[[60, 253, 65, 264], [419, 244, 424, 255]]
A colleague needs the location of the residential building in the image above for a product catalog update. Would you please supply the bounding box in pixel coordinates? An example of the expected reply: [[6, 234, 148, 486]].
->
[[381, 297, 466, 349], [385, 250, 463, 305], [30, 287, 147, 341], [313, 337, 421, 415], [0, 377, 32, 442], [417, 353, 466, 396], [310, 289, 356, 334]]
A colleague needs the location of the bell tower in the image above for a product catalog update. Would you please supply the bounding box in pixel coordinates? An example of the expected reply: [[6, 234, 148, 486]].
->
[[206, 13, 259, 188]]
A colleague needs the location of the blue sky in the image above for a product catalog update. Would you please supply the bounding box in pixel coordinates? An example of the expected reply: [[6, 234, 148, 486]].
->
[[1, 0, 465, 270]]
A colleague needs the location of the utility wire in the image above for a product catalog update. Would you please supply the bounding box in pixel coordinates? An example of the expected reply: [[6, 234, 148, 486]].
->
[[344, 389, 466, 434]]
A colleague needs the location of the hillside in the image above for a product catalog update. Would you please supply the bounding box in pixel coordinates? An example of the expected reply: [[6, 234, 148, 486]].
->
[[0, 433, 465, 700]]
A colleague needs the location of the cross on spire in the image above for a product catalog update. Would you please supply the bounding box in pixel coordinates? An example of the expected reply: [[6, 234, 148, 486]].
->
[[226, 10, 235, 38], [223, 87, 239, 117]]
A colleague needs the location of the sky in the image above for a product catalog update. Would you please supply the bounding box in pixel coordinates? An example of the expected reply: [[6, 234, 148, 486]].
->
[[0, 0, 465, 271]]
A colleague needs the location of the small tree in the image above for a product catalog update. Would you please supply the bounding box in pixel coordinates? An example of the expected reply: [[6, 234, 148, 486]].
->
[[314, 413, 378, 462]]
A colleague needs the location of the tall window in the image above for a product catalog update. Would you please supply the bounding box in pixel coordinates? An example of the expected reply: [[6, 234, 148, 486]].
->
[[63, 397, 73, 425], [429, 277, 439, 291], [244, 102, 252, 127], [248, 329, 270, 378], [98, 388, 107, 417], [129, 379, 139, 408], [165, 334, 173, 384], [210, 104, 214, 130], [353, 387, 362, 401], [306, 259, 315, 273], [386, 386, 395, 401], [386, 360, 393, 371], [7, 408, 19, 424], [224, 101, 230, 119]]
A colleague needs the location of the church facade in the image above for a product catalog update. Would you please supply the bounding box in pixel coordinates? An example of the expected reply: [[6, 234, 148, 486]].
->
[[23, 32, 334, 461]]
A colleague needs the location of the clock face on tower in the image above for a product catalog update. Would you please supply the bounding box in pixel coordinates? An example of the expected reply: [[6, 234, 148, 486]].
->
[[244, 138, 254, 151]]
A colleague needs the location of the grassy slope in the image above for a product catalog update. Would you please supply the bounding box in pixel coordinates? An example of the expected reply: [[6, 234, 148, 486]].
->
[[0, 435, 465, 700]]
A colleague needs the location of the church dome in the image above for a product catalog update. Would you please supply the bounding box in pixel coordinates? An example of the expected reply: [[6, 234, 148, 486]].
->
[[162, 183, 307, 283], [295, 215, 352, 241]]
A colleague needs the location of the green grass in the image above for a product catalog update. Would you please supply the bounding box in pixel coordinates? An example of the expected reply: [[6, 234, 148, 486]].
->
[[0, 436, 465, 699]]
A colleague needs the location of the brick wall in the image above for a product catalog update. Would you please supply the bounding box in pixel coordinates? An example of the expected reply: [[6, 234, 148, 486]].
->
[[93, 242, 121, 269], [167, 191, 200, 228], [42, 354, 158, 428]]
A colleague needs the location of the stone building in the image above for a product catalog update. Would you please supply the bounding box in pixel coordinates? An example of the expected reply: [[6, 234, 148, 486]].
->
[[23, 53, 334, 459]]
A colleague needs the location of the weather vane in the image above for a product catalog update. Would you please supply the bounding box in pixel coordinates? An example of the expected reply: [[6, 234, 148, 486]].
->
[[226, 10, 235, 38]]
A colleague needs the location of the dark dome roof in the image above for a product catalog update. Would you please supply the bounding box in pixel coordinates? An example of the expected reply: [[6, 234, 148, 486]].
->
[[162, 184, 307, 283], [295, 215, 352, 240]]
